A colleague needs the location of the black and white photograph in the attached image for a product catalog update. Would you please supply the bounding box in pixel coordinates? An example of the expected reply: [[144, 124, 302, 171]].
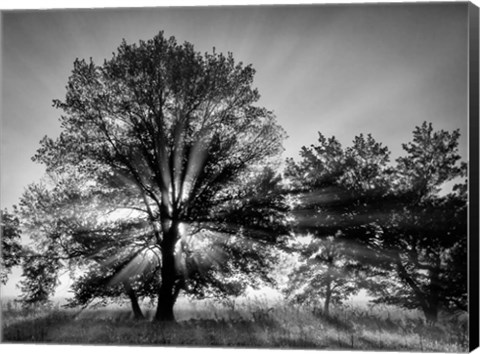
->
[[1, 1, 478, 352]]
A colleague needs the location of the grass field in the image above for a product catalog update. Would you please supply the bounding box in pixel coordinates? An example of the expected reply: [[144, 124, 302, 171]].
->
[[0, 296, 469, 351]]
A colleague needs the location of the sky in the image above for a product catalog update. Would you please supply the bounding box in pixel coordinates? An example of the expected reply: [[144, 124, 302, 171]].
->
[[0, 2, 471, 297]]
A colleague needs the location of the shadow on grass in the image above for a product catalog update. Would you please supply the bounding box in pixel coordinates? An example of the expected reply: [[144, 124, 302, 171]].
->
[[1, 303, 468, 352], [2, 310, 72, 342]]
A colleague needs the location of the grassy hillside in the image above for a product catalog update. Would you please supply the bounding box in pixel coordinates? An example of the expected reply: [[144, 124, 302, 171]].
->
[[1, 297, 468, 351]]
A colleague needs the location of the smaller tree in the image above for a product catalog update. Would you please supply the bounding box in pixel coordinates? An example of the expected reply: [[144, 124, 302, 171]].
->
[[283, 132, 393, 314], [370, 189, 468, 324], [18, 247, 60, 306], [16, 173, 160, 315], [284, 233, 360, 315], [1, 209, 23, 285], [67, 257, 160, 319], [367, 122, 468, 324], [283, 125, 468, 324]]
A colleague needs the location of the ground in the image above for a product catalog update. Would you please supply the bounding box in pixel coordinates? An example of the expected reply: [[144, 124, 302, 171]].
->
[[0, 296, 468, 351]]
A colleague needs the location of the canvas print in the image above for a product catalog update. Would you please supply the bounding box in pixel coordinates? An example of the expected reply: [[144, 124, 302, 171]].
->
[[1, 2, 478, 352]]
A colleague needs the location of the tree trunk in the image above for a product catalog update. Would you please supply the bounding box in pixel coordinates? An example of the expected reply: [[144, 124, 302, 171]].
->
[[395, 257, 437, 324], [154, 220, 181, 322], [123, 280, 144, 320], [424, 258, 441, 325], [423, 305, 438, 325], [324, 281, 332, 316], [324, 258, 334, 316]]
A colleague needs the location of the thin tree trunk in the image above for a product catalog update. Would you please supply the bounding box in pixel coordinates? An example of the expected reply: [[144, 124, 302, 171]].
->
[[424, 257, 441, 325], [324, 255, 334, 316], [324, 280, 332, 316], [123, 281, 144, 320], [423, 306, 438, 325]]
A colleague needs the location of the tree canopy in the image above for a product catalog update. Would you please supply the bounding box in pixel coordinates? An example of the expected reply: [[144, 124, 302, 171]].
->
[[284, 123, 467, 323], [24, 31, 287, 321]]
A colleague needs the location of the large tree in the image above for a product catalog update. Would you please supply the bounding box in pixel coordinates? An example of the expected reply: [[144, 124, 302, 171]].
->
[[32, 31, 286, 321]]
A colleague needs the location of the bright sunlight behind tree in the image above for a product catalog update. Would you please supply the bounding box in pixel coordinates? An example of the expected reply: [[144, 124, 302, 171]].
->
[[27, 31, 287, 321]]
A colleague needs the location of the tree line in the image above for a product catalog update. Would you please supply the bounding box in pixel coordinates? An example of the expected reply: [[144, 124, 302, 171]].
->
[[0, 31, 467, 324]]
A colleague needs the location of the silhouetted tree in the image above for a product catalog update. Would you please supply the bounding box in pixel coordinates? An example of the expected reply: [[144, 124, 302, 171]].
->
[[284, 133, 392, 312], [32, 31, 286, 321], [370, 123, 467, 324], [285, 124, 467, 323]]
